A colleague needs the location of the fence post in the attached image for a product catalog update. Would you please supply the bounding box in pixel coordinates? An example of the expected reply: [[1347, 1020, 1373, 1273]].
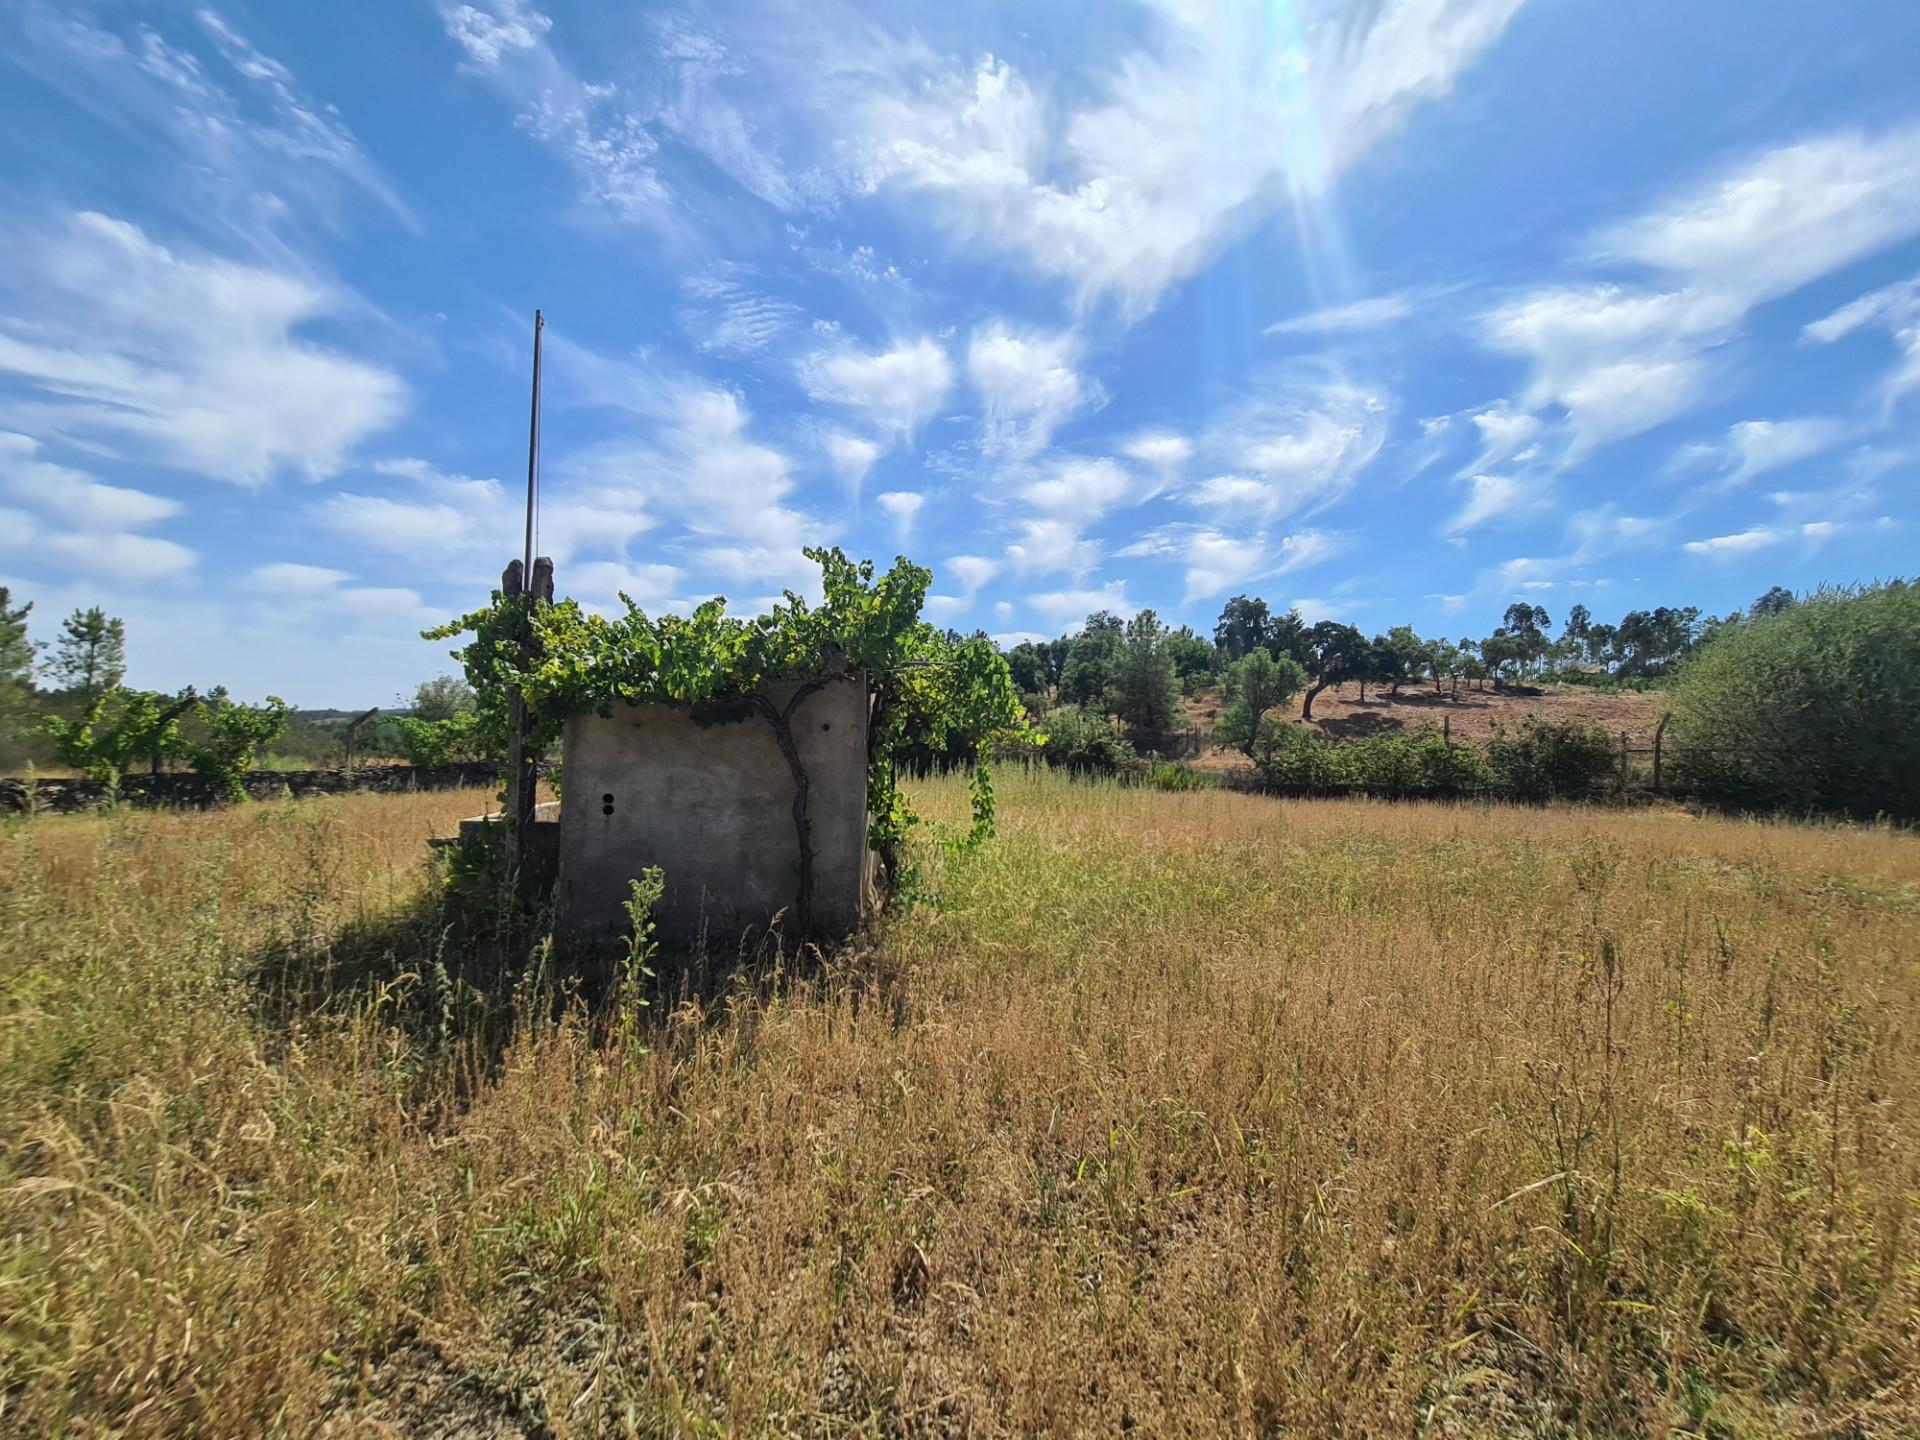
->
[[1652, 713, 1670, 793], [343, 705, 378, 776], [1443, 713, 1451, 748], [1619, 730, 1629, 789]]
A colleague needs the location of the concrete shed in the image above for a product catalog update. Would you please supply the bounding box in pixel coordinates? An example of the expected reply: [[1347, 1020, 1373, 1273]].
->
[[555, 674, 875, 940]]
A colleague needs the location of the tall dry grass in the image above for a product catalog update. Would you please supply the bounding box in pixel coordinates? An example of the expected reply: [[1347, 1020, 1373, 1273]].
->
[[2, 776, 1916, 1436]]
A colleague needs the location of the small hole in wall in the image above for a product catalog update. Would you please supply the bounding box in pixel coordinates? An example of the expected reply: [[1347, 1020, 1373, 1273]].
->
[[601, 792, 615, 816], [821, 721, 832, 732]]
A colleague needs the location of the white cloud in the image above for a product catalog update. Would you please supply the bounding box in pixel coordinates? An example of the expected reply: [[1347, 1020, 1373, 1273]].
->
[[1682, 521, 1847, 557], [565, 560, 684, 612], [1600, 125, 1920, 302], [797, 336, 953, 441], [1717, 418, 1852, 488], [1004, 517, 1102, 580], [1122, 431, 1191, 496], [1194, 379, 1388, 522], [1447, 472, 1544, 534], [20, 6, 412, 242], [318, 455, 656, 590], [442, 0, 553, 72], [1462, 402, 1543, 474], [0, 213, 407, 486], [1265, 291, 1423, 336], [848, 1, 1525, 315], [246, 562, 352, 595], [968, 321, 1094, 462], [943, 554, 999, 599], [1803, 273, 1920, 412], [1118, 523, 1348, 604], [1483, 125, 1920, 454], [440, 2, 672, 224], [1018, 456, 1133, 521], [1288, 596, 1347, 625], [1481, 285, 1728, 451], [40, 531, 196, 584], [679, 268, 799, 357], [875, 490, 925, 546], [0, 433, 180, 530], [0, 431, 194, 587], [1027, 581, 1136, 629], [821, 431, 882, 499]]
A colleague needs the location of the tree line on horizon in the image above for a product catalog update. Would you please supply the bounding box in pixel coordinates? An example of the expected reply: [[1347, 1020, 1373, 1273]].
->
[[969, 578, 1915, 821], [991, 584, 1799, 741]]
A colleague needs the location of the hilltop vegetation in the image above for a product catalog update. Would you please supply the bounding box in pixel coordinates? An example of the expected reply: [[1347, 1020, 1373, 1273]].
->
[[3, 773, 1916, 1435]]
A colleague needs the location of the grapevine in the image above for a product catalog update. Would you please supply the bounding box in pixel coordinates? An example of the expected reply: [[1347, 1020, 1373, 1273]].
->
[[425, 548, 1029, 927]]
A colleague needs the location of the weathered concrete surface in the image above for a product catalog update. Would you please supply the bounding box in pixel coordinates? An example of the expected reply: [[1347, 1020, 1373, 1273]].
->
[[0, 761, 505, 814], [449, 801, 562, 896], [557, 677, 872, 940]]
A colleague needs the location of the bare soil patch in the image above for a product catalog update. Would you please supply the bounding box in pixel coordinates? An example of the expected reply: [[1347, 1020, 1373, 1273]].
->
[[1183, 681, 1665, 772]]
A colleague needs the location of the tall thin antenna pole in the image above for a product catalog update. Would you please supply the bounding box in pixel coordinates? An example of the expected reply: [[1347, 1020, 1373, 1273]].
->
[[523, 309, 544, 577]]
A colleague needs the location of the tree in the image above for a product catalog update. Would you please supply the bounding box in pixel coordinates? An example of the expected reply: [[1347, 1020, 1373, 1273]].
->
[[1058, 611, 1125, 707], [1164, 625, 1219, 690], [1668, 581, 1919, 819], [1213, 595, 1273, 661], [0, 588, 35, 690], [1376, 625, 1426, 697], [1300, 621, 1366, 721], [182, 688, 291, 801], [1750, 585, 1797, 618], [1105, 609, 1183, 741], [1004, 641, 1050, 696], [49, 607, 126, 696], [39, 687, 198, 784], [1561, 604, 1591, 648], [0, 588, 36, 749], [410, 674, 476, 722], [395, 711, 484, 767], [1268, 607, 1310, 666], [1216, 649, 1307, 755]]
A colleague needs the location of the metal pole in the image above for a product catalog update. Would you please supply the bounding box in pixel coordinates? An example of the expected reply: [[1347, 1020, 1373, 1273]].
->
[[1619, 730, 1629, 789], [1653, 713, 1670, 793], [523, 310, 543, 580], [505, 310, 544, 879]]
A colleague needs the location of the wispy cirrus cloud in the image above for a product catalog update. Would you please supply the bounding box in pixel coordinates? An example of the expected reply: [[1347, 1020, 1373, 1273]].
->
[[10, 4, 413, 245], [845, 0, 1525, 316], [0, 432, 194, 584], [0, 213, 407, 486], [1483, 124, 1920, 455]]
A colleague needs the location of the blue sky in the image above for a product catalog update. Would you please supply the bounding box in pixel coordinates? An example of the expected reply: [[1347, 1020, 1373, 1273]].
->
[[1, 0, 1917, 706]]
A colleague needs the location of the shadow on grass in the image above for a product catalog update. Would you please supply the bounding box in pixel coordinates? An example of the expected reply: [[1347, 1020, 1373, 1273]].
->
[[240, 857, 888, 1113]]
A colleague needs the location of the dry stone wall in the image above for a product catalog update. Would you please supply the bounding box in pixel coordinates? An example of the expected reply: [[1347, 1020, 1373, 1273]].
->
[[0, 762, 504, 814]]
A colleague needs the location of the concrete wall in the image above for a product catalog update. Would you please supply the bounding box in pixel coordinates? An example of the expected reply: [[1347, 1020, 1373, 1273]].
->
[[556, 676, 872, 940]]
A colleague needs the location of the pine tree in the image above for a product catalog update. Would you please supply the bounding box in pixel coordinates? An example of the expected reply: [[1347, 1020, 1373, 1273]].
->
[[1105, 609, 1183, 742], [0, 588, 34, 691], [50, 606, 127, 697]]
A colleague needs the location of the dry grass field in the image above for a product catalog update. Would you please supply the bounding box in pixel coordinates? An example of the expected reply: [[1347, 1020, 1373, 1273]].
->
[[2, 775, 1917, 1436]]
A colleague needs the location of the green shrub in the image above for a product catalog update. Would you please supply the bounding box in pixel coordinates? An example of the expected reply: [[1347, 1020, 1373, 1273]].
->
[[1147, 761, 1215, 792], [394, 711, 486, 768], [1413, 726, 1490, 794], [1485, 717, 1616, 801], [1256, 718, 1580, 802], [1039, 704, 1136, 776], [1252, 718, 1340, 791], [1667, 581, 1919, 818]]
